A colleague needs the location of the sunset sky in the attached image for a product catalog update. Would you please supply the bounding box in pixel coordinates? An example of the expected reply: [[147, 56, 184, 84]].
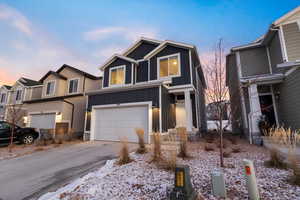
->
[[0, 0, 299, 85]]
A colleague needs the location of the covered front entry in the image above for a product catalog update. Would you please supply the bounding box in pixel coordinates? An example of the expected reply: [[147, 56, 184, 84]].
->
[[29, 113, 56, 129], [91, 102, 151, 143]]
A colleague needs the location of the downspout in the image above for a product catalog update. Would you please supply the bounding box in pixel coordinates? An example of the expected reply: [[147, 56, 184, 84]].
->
[[63, 100, 74, 129]]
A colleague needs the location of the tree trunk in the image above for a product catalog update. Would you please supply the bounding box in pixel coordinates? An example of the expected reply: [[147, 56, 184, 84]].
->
[[9, 125, 15, 153], [219, 119, 224, 167]]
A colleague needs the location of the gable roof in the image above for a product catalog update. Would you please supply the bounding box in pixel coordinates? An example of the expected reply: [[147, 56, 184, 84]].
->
[[57, 64, 101, 80], [273, 6, 300, 26], [99, 54, 139, 71], [18, 77, 43, 87], [40, 71, 68, 82], [3, 85, 12, 90], [143, 40, 195, 60], [122, 37, 162, 57]]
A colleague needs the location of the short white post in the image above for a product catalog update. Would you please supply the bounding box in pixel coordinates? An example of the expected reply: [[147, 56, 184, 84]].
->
[[243, 159, 260, 200]]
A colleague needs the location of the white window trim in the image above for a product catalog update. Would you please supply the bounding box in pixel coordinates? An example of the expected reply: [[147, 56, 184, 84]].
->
[[279, 25, 289, 62], [44, 80, 56, 97], [108, 65, 126, 87], [67, 78, 80, 94], [157, 53, 181, 80]]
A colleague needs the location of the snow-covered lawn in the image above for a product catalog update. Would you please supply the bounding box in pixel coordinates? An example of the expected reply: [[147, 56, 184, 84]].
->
[[40, 141, 300, 200]]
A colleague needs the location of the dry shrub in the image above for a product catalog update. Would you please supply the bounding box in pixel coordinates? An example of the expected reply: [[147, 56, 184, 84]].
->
[[135, 128, 147, 154], [265, 148, 287, 169], [232, 146, 241, 153], [204, 143, 215, 151], [216, 139, 228, 148], [223, 150, 231, 158], [159, 150, 177, 171], [150, 133, 163, 162], [177, 127, 190, 159], [288, 155, 300, 186], [205, 136, 215, 143], [228, 136, 238, 145], [117, 138, 132, 165], [34, 147, 45, 152]]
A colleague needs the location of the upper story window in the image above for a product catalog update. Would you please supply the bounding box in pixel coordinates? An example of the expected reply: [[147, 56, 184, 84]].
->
[[45, 81, 55, 96], [0, 93, 6, 104], [15, 89, 22, 101], [68, 78, 79, 94], [158, 54, 180, 79], [109, 65, 125, 86]]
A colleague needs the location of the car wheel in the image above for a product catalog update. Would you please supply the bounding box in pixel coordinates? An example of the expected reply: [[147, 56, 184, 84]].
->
[[22, 134, 35, 144]]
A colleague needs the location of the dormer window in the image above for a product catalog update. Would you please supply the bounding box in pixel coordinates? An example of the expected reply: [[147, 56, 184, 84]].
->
[[69, 78, 79, 94], [109, 65, 125, 86], [45, 81, 55, 96], [0, 93, 6, 103], [16, 90, 22, 101], [158, 54, 180, 79]]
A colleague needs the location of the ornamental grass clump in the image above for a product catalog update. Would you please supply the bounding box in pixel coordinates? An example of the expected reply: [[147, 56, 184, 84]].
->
[[135, 128, 147, 154], [159, 149, 177, 171], [177, 127, 190, 159], [288, 155, 300, 186], [117, 138, 132, 165], [150, 132, 163, 162]]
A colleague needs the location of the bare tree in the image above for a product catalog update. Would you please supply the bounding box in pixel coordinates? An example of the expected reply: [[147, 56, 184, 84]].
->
[[204, 39, 228, 167], [6, 104, 25, 152]]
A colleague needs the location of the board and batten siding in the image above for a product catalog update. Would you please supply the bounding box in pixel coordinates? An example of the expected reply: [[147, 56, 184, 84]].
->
[[269, 32, 284, 73], [126, 41, 159, 60], [282, 22, 300, 62], [149, 46, 191, 86], [103, 58, 133, 88], [239, 47, 270, 77], [136, 61, 149, 83], [277, 67, 300, 130]]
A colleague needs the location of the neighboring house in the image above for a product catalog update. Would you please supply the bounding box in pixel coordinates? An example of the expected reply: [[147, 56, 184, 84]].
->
[[206, 101, 231, 131], [5, 78, 43, 126], [23, 64, 102, 137], [0, 85, 12, 120], [226, 6, 300, 144], [85, 37, 207, 143]]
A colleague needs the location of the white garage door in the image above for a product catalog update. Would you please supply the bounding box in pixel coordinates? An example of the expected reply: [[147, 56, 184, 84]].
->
[[92, 105, 149, 143], [29, 113, 56, 129]]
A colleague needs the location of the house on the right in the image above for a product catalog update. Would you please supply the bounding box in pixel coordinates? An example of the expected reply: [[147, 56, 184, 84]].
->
[[226, 6, 300, 144]]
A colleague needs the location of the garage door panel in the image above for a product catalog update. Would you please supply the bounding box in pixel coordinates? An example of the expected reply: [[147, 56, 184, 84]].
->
[[92, 105, 149, 143]]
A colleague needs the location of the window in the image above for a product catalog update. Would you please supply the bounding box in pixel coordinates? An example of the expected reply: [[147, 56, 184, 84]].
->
[[0, 93, 6, 103], [110, 66, 125, 86], [158, 54, 180, 78], [69, 79, 79, 94], [46, 81, 55, 96], [15, 90, 22, 101], [0, 122, 10, 130]]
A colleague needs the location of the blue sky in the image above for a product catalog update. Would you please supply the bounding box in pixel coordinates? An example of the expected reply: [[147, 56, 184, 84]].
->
[[0, 0, 299, 85]]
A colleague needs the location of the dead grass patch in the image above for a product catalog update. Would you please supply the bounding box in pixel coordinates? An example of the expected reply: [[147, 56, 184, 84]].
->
[[232, 146, 241, 153], [264, 148, 288, 169], [177, 127, 191, 159], [117, 138, 132, 165], [150, 133, 163, 163], [204, 143, 215, 151], [135, 128, 147, 154]]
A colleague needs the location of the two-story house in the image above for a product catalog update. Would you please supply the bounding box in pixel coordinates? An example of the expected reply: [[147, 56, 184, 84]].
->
[[0, 85, 12, 120], [226, 6, 300, 144], [23, 64, 102, 137], [4, 78, 43, 126], [85, 38, 207, 143]]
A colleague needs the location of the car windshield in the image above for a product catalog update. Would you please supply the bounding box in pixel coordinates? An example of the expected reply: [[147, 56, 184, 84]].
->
[[0, 122, 11, 130]]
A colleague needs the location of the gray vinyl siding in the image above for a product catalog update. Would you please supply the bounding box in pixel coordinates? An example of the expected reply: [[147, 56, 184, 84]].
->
[[127, 42, 159, 60], [277, 67, 300, 130], [240, 47, 270, 77], [136, 61, 148, 83], [226, 53, 244, 134], [149, 46, 191, 86], [282, 22, 300, 62], [103, 58, 133, 87], [268, 32, 284, 73], [88, 87, 160, 131]]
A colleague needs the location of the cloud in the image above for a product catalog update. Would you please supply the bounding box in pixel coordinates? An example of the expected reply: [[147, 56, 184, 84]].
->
[[92, 45, 126, 59], [84, 26, 158, 41], [0, 4, 97, 84], [0, 4, 32, 36]]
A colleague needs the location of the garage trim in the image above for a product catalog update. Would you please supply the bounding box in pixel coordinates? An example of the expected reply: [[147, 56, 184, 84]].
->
[[90, 101, 153, 143]]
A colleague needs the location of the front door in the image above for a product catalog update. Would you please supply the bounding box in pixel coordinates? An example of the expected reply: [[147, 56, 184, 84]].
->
[[176, 102, 187, 127], [259, 95, 276, 127]]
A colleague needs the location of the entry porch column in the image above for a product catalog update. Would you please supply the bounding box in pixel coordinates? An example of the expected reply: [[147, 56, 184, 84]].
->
[[248, 84, 262, 144], [184, 90, 193, 133]]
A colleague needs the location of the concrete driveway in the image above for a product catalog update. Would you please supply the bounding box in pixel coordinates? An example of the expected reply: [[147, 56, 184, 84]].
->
[[0, 141, 134, 200]]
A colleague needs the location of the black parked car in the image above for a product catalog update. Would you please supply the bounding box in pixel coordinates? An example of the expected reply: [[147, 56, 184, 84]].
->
[[0, 121, 39, 145]]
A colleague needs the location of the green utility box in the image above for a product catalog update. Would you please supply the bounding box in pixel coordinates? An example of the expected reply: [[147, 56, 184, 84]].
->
[[169, 165, 197, 200]]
